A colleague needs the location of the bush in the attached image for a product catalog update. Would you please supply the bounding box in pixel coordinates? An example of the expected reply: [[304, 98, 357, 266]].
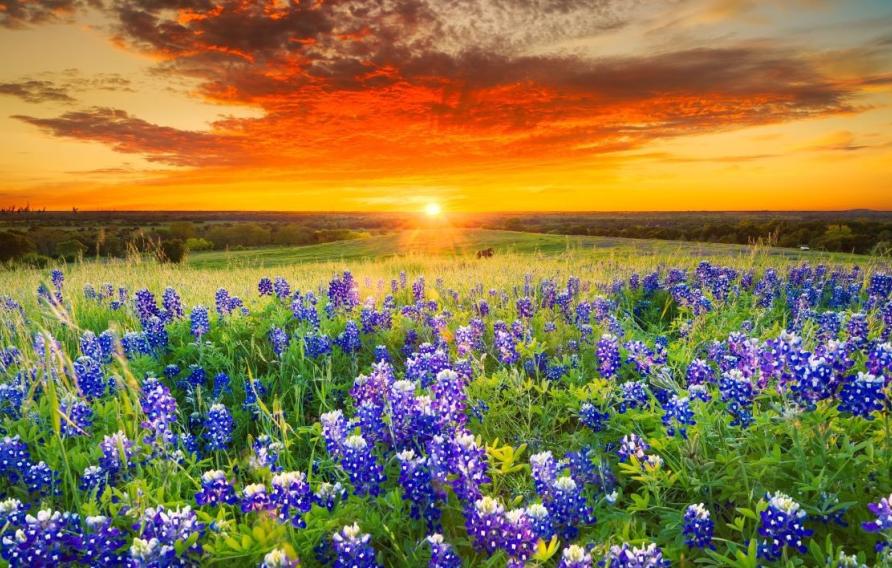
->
[[160, 239, 187, 263], [185, 237, 214, 252]]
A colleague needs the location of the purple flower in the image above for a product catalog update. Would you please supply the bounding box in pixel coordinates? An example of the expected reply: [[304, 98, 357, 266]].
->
[[396, 449, 443, 530], [203, 403, 233, 451], [195, 470, 238, 507], [683, 503, 714, 549], [579, 402, 609, 432], [862, 493, 892, 534], [340, 435, 384, 497], [601, 543, 669, 567], [190, 305, 210, 339], [757, 492, 813, 561], [270, 471, 313, 527], [838, 372, 885, 419], [332, 523, 379, 568], [240, 483, 270, 513], [558, 545, 593, 568], [426, 534, 461, 568], [719, 370, 756, 428], [73, 356, 106, 399], [661, 395, 695, 438], [98, 431, 134, 480], [465, 496, 507, 555]]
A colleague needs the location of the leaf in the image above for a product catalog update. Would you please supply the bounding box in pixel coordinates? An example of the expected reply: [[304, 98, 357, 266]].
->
[[532, 536, 559, 562]]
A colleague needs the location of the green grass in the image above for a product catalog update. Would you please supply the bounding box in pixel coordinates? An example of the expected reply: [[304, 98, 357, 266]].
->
[[187, 229, 865, 269]]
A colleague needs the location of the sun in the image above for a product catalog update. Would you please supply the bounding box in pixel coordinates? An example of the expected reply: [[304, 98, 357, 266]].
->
[[424, 202, 442, 217]]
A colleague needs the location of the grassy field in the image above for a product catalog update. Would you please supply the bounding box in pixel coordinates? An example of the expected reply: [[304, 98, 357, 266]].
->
[[185, 228, 864, 269]]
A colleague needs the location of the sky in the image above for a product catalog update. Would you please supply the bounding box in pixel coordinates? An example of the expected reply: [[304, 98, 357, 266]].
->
[[0, 0, 890, 212]]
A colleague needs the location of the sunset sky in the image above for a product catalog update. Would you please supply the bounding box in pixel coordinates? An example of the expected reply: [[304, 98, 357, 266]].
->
[[0, 0, 890, 211]]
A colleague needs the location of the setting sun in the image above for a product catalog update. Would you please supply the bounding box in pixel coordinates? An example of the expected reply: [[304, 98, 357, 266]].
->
[[424, 203, 442, 217]]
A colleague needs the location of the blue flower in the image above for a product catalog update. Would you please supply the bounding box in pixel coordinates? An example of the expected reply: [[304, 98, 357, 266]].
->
[[98, 431, 135, 480], [683, 504, 714, 549], [131, 505, 205, 565], [73, 356, 106, 399], [190, 305, 210, 339], [579, 402, 609, 432], [618, 381, 648, 413], [258, 277, 273, 296], [661, 395, 695, 438], [140, 377, 178, 447], [269, 327, 290, 357], [719, 370, 756, 428], [757, 492, 813, 561], [862, 492, 892, 535], [601, 542, 670, 567], [558, 544, 593, 568], [269, 471, 313, 528], [465, 496, 507, 555], [397, 449, 443, 531], [195, 470, 238, 507], [332, 524, 380, 568], [60, 398, 93, 437], [838, 372, 885, 419], [204, 403, 233, 451], [240, 483, 270, 513], [340, 434, 384, 497], [426, 533, 461, 568]]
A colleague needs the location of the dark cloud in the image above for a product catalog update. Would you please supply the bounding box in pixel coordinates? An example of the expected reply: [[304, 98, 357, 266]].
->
[[12, 107, 243, 166], [0, 80, 76, 103], [0, 0, 84, 28]]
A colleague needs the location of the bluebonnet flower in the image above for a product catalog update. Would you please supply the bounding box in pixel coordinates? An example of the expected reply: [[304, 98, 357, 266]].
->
[[661, 395, 695, 438], [0, 499, 28, 527], [195, 470, 238, 507], [332, 523, 379, 568], [862, 492, 892, 537], [304, 331, 332, 358], [430, 431, 490, 503], [579, 402, 609, 432], [465, 496, 507, 555], [270, 471, 313, 527], [601, 543, 670, 567], [597, 333, 620, 379], [215, 287, 232, 316], [373, 344, 390, 362], [686, 359, 714, 386], [340, 434, 384, 497], [431, 369, 467, 429], [503, 508, 538, 568], [143, 315, 168, 351], [258, 277, 273, 296], [314, 481, 346, 511], [335, 320, 362, 354], [757, 492, 812, 561], [251, 435, 283, 471], [98, 431, 134, 480], [134, 288, 160, 322], [683, 504, 714, 549], [867, 342, 892, 376], [838, 372, 886, 419], [161, 287, 184, 321], [79, 465, 107, 495], [261, 548, 299, 568], [320, 410, 348, 457], [269, 327, 290, 357], [525, 503, 554, 540], [80, 515, 127, 566], [547, 475, 595, 539], [241, 483, 270, 513], [426, 534, 461, 568], [397, 450, 443, 530], [618, 381, 649, 413], [530, 451, 558, 494], [24, 462, 59, 496], [617, 433, 650, 463], [516, 297, 534, 319], [211, 371, 231, 400], [495, 328, 519, 365], [204, 403, 233, 451], [131, 505, 205, 565], [273, 277, 291, 299], [74, 356, 106, 399], [719, 369, 756, 428], [243, 378, 267, 413], [141, 377, 177, 447], [121, 331, 151, 359], [190, 305, 210, 339], [60, 398, 93, 437], [98, 330, 115, 362], [79, 331, 103, 362], [558, 544, 593, 568], [0, 509, 82, 567]]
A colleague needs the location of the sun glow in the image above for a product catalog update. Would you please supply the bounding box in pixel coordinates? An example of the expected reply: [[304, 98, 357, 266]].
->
[[424, 202, 442, 217]]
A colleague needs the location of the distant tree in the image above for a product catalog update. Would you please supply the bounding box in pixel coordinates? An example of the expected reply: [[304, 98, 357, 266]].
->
[[56, 239, 86, 261], [160, 239, 186, 263], [0, 232, 35, 261], [184, 237, 214, 251], [170, 222, 197, 240]]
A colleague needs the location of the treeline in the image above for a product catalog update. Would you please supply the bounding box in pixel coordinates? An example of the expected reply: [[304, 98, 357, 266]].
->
[[472, 216, 892, 255], [0, 222, 371, 265]]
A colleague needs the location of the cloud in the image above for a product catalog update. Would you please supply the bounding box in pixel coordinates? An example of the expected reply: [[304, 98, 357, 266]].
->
[[0, 0, 84, 28], [12, 107, 244, 166], [0, 80, 76, 103], [3, 0, 883, 176]]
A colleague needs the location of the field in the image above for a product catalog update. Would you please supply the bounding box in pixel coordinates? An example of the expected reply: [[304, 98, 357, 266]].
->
[[0, 241, 890, 567], [185, 228, 860, 269]]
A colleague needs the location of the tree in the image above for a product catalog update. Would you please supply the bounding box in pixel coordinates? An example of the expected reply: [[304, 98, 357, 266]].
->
[[160, 239, 186, 263], [0, 231, 35, 261]]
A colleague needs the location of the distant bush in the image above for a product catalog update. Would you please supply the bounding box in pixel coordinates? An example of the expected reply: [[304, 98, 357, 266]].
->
[[160, 239, 186, 263], [0, 231, 34, 261], [185, 237, 214, 252]]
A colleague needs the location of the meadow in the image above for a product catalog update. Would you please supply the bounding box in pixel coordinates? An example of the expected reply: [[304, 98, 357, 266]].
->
[[0, 239, 890, 567]]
